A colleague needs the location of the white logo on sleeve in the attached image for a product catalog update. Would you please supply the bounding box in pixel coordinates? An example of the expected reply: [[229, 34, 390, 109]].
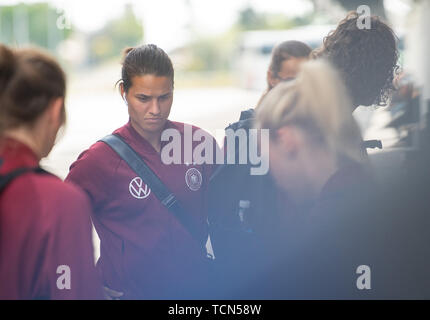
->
[[185, 168, 202, 191], [129, 177, 151, 199]]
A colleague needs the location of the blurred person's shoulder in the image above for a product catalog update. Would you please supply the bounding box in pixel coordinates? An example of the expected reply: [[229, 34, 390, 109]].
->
[[38, 174, 92, 219], [68, 140, 121, 177], [68, 123, 132, 174], [321, 157, 375, 201], [6, 169, 92, 225], [65, 125, 128, 192], [310, 157, 378, 230]]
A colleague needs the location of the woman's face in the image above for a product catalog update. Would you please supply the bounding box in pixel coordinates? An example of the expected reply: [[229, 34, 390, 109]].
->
[[268, 56, 308, 89], [277, 57, 308, 82], [269, 127, 306, 193], [122, 74, 173, 136], [268, 126, 325, 203]]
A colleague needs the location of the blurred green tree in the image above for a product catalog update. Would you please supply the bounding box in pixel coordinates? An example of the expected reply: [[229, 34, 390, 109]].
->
[[236, 6, 313, 31], [88, 4, 143, 65], [184, 31, 237, 72], [238, 7, 267, 30], [180, 6, 314, 72], [0, 3, 72, 51]]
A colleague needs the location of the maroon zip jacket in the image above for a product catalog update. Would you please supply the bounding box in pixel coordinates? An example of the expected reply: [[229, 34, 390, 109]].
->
[[0, 138, 101, 300], [66, 121, 215, 299]]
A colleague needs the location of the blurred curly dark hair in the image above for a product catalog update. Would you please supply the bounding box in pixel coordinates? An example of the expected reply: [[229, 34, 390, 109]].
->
[[311, 11, 399, 108]]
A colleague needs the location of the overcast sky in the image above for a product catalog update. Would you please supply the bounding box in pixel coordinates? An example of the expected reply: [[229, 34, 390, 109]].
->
[[1, 0, 313, 50], [1, 0, 412, 50]]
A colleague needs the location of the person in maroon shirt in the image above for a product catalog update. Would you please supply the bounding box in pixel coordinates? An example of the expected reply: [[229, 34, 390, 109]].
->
[[66, 44, 215, 299], [0, 45, 101, 299]]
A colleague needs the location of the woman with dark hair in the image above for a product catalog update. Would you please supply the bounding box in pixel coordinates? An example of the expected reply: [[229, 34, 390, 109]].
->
[[312, 11, 399, 109], [66, 44, 215, 299], [0, 45, 101, 299]]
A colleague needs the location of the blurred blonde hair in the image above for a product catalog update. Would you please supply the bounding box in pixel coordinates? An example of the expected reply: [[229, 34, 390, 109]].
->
[[256, 59, 364, 164]]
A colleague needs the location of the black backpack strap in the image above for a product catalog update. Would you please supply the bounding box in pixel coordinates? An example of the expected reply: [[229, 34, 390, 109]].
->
[[225, 108, 255, 131], [210, 108, 256, 182], [0, 160, 49, 193], [100, 134, 204, 244], [362, 139, 383, 150]]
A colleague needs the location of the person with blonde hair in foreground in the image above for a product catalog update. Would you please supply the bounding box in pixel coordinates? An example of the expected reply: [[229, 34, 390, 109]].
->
[[236, 59, 379, 299], [257, 59, 366, 203]]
